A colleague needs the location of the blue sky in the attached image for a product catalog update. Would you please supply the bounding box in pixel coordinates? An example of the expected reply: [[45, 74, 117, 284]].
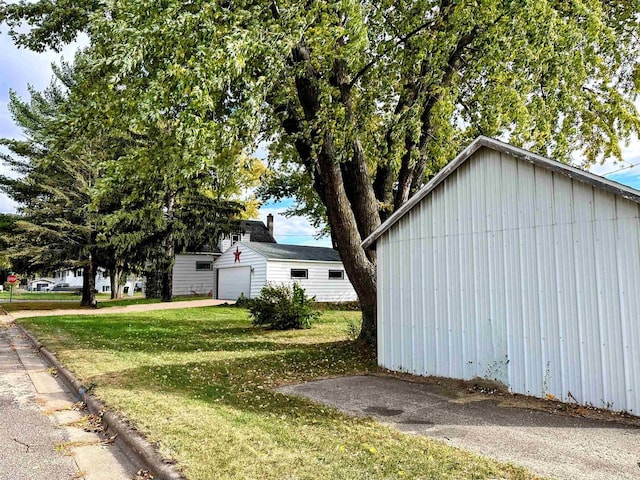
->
[[604, 165, 640, 190], [1, 26, 639, 250]]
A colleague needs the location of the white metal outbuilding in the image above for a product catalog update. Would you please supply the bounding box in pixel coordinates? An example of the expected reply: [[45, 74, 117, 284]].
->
[[363, 136, 640, 414], [214, 242, 358, 302]]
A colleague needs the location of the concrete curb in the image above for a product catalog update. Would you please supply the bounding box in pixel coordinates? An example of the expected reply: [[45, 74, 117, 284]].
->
[[18, 325, 186, 480]]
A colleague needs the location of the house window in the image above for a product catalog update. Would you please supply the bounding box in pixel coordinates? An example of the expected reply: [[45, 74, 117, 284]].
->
[[74, 269, 82, 277], [231, 234, 241, 244], [102, 286, 110, 292], [290, 269, 308, 279], [196, 261, 213, 271], [328, 270, 344, 280]]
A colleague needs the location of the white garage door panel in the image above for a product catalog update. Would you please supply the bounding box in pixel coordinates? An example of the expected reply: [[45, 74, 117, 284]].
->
[[218, 267, 252, 300]]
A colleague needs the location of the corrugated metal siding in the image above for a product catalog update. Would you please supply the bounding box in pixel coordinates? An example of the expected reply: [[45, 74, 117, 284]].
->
[[172, 254, 216, 296], [213, 243, 267, 299], [378, 147, 640, 413], [266, 260, 358, 302]]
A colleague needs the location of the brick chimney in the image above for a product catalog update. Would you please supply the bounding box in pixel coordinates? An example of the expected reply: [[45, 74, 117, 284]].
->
[[267, 214, 274, 236]]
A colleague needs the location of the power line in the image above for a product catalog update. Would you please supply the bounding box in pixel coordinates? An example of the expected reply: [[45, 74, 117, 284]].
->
[[598, 161, 640, 177]]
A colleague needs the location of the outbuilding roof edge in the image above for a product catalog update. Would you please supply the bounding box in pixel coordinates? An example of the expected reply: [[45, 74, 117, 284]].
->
[[362, 135, 640, 249]]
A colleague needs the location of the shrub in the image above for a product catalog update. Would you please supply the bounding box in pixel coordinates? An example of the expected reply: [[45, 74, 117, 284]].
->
[[248, 283, 320, 330], [235, 292, 251, 308]]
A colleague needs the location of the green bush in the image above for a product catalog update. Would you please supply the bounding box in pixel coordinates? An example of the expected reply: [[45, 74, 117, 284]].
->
[[248, 283, 320, 330], [235, 292, 251, 308]]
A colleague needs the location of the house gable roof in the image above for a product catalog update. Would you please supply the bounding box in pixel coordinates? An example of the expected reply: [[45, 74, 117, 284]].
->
[[240, 241, 342, 262], [182, 219, 276, 254], [238, 220, 276, 243], [362, 135, 640, 249]]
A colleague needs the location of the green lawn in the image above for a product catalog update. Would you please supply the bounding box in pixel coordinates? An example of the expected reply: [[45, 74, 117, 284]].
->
[[18, 307, 534, 480]]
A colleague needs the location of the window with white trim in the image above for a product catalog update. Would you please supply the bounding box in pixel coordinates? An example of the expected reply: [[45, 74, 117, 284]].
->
[[102, 286, 110, 292], [328, 270, 344, 280], [231, 234, 241, 244], [290, 269, 308, 279]]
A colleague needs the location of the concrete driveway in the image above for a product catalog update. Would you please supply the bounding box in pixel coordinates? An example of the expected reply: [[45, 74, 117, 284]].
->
[[278, 375, 640, 480]]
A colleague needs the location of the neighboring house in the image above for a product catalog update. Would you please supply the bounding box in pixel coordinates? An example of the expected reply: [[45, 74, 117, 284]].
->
[[216, 216, 277, 253], [51, 268, 134, 294], [27, 278, 55, 292], [48, 217, 277, 297], [172, 216, 277, 296], [52, 268, 112, 292], [363, 136, 640, 414], [214, 241, 358, 302]]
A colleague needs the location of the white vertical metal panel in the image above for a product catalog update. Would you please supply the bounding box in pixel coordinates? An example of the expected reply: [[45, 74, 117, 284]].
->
[[377, 147, 640, 413]]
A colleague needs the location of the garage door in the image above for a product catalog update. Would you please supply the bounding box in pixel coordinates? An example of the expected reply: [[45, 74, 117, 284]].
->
[[218, 267, 252, 300]]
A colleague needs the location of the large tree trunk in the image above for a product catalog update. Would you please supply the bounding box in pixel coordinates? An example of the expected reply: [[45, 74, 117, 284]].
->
[[80, 260, 97, 307], [144, 268, 162, 299], [161, 195, 175, 302], [161, 254, 174, 302], [316, 131, 378, 346], [287, 44, 380, 346]]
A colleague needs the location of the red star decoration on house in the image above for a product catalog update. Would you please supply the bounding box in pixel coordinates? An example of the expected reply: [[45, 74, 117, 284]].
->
[[233, 246, 242, 263]]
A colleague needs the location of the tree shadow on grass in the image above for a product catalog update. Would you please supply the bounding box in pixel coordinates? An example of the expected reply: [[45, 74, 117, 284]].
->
[[29, 317, 340, 354], [87, 340, 377, 424], [83, 336, 640, 431]]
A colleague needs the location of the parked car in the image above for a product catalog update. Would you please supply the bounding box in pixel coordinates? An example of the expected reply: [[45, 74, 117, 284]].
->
[[48, 283, 82, 293]]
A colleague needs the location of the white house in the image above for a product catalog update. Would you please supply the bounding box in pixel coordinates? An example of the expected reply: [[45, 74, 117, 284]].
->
[[52, 268, 113, 293], [214, 242, 358, 302], [363, 136, 640, 414], [47, 218, 277, 297], [172, 217, 277, 296], [27, 277, 55, 291], [216, 217, 276, 253]]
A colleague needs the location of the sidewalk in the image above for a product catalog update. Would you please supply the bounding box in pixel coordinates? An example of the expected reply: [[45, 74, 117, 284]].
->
[[9, 298, 232, 319], [0, 322, 139, 480]]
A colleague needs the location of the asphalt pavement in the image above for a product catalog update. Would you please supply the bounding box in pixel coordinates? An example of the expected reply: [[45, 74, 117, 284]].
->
[[0, 324, 79, 480], [0, 321, 138, 480], [279, 375, 640, 480]]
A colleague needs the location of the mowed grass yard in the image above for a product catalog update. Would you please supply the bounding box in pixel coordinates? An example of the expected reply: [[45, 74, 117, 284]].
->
[[18, 307, 535, 480]]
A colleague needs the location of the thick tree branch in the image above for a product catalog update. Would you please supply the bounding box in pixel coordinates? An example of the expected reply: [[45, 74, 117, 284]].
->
[[393, 26, 479, 208], [331, 57, 381, 246]]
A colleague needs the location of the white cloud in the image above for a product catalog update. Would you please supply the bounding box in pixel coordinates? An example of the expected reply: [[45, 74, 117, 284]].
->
[[0, 31, 87, 213], [0, 195, 17, 214], [258, 203, 331, 247]]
